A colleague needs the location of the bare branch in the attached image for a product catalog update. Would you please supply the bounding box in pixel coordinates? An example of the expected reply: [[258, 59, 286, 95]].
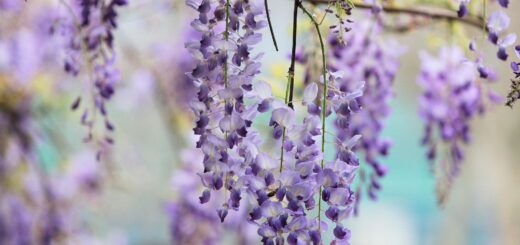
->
[[307, 0, 486, 31]]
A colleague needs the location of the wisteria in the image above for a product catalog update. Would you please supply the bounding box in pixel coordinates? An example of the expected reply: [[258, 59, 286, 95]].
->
[[417, 46, 500, 203], [184, 0, 369, 243], [58, 0, 127, 160], [328, 18, 404, 205], [0, 2, 120, 244], [1, 0, 520, 244], [186, 0, 266, 221], [487, 10, 516, 62], [167, 148, 257, 244], [418, 0, 520, 202]]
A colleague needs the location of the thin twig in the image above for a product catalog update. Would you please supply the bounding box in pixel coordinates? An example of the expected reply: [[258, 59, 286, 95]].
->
[[287, 0, 300, 109], [281, 0, 300, 172], [264, 0, 279, 51]]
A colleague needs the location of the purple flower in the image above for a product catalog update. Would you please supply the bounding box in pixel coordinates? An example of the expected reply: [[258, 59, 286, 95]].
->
[[57, 0, 126, 155], [457, 1, 469, 18], [186, 0, 273, 227], [417, 46, 500, 202], [498, 0, 509, 8], [167, 148, 257, 244], [488, 11, 510, 33], [328, 20, 404, 203], [199, 189, 211, 204], [498, 47, 509, 60], [487, 11, 516, 62], [333, 224, 351, 241]]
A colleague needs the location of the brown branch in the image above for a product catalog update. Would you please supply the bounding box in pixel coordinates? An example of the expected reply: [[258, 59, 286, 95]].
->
[[287, 0, 300, 109], [308, 0, 486, 31]]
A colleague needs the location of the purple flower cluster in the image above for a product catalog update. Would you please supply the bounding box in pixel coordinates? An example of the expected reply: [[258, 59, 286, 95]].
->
[[167, 148, 257, 245], [497, 0, 510, 8], [458, 0, 509, 18], [456, 1, 520, 109], [314, 71, 365, 243], [59, 0, 127, 157], [457, 1, 516, 65], [250, 71, 363, 244], [186, 1, 366, 243], [0, 6, 110, 242], [327, 0, 354, 46], [328, 20, 404, 204], [186, 0, 269, 226], [487, 10, 516, 62], [417, 46, 499, 201], [456, 0, 520, 110]]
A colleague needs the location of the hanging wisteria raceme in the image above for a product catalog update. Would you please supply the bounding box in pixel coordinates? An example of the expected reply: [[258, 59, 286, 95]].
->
[[248, 72, 364, 244], [58, 0, 127, 160], [161, 19, 260, 243], [417, 46, 500, 203], [328, 18, 404, 206], [186, 0, 268, 224], [186, 0, 368, 243], [295, 2, 400, 210], [0, 3, 120, 243], [294, 1, 354, 87], [404, 0, 520, 203], [166, 148, 257, 245]]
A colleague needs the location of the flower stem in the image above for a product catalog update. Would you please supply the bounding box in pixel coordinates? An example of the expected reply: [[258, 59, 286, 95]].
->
[[299, 2, 327, 233], [280, 74, 292, 172]]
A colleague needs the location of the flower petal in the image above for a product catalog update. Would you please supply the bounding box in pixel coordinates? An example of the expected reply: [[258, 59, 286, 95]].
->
[[303, 83, 318, 104]]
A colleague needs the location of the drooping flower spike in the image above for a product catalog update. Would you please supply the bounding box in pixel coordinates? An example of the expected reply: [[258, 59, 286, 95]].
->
[[58, 0, 127, 160], [185, 0, 367, 243], [417, 46, 500, 203], [328, 18, 404, 206], [186, 0, 268, 222]]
